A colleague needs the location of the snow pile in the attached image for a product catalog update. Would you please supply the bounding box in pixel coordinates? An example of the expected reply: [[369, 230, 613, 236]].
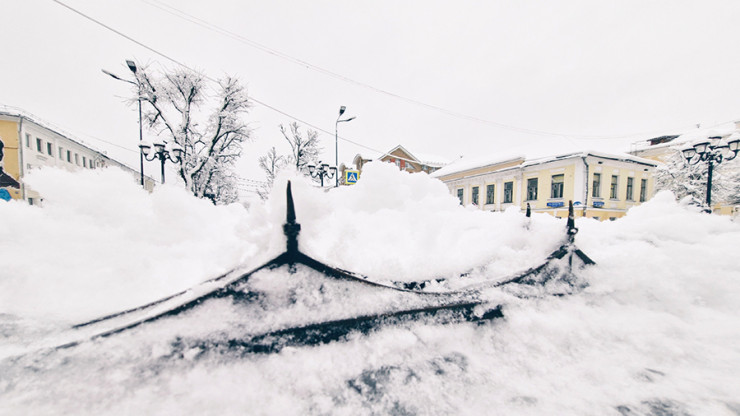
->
[[0, 167, 264, 322], [1, 163, 739, 415], [287, 162, 565, 282]]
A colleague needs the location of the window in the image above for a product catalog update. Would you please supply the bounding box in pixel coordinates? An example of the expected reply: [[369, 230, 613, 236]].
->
[[67, 150, 71, 162], [89, 159, 94, 168], [59, 147, 64, 159], [75, 154, 79, 165], [592, 173, 601, 198], [472, 186, 479, 205], [25, 134, 31, 148], [610, 175, 619, 199], [626, 177, 634, 200], [486, 184, 495, 204], [457, 188, 464, 205], [36, 138, 42, 152], [504, 182, 513, 203], [83, 156, 87, 167], [551, 174, 564, 199], [395, 159, 400, 168], [640, 179, 647, 202], [526, 178, 538, 201], [47, 142, 53, 156], [28, 198, 34, 206]]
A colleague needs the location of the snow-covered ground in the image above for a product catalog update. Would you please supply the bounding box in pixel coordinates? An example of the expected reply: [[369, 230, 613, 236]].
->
[[1, 162, 739, 415]]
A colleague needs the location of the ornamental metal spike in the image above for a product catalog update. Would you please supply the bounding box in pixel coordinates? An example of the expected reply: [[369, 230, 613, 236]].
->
[[566, 200, 577, 242], [282, 181, 301, 257]]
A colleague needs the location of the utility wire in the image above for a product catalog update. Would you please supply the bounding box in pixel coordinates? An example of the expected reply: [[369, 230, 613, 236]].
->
[[51, 0, 385, 157], [139, 0, 710, 141], [52, 0, 737, 156]]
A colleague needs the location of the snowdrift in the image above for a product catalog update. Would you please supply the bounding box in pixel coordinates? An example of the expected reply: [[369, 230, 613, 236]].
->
[[1, 163, 739, 415]]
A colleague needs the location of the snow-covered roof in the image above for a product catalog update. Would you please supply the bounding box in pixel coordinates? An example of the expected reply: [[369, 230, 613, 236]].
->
[[412, 151, 451, 167], [0, 105, 150, 177], [379, 145, 451, 168], [630, 122, 739, 152], [432, 150, 657, 179], [430, 153, 524, 178], [522, 150, 657, 168]]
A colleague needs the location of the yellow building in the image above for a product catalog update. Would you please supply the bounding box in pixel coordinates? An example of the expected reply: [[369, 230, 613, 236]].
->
[[432, 151, 657, 220], [0, 108, 155, 205]]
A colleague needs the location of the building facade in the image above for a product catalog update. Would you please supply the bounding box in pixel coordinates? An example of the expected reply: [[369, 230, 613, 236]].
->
[[433, 151, 657, 220], [352, 145, 448, 175], [0, 109, 155, 205]]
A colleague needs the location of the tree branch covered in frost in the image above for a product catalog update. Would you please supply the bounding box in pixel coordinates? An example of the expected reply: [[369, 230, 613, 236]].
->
[[132, 65, 251, 204], [655, 150, 740, 206], [280, 122, 321, 172], [257, 146, 286, 200]]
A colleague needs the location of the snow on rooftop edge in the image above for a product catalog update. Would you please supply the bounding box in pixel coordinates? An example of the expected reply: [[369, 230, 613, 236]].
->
[[630, 121, 739, 151], [431, 149, 657, 179]]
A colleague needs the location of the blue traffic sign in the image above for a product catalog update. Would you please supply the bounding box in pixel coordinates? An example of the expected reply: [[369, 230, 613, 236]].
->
[[345, 170, 359, 185]]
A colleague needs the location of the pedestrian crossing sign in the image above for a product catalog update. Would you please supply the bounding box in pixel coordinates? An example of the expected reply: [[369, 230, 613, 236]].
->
[[345, 170, 360, 185]]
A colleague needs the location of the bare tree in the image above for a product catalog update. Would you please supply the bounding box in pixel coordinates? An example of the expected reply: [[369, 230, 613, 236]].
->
[[280, 122, 321, 172], [132, 65, 251, 204], [257, 146, 286, 200]]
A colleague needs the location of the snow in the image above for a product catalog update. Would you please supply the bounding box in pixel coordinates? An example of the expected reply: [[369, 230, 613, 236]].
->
[[1, 162, 740, 415], [430, 153, 524, 178], [411, 151, 451, 167], [431, 149, 656, 179]]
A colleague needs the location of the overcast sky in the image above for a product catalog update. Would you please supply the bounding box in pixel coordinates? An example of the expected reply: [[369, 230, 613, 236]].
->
[[3, 0, 740, 185]]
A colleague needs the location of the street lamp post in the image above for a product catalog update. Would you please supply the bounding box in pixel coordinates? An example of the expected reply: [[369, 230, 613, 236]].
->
[[139, 139, 184, 184], [335, 106, 356, 187], [681, 133, 740, 209], [306, 162, 337, 187], [102, 59, 145, 187]]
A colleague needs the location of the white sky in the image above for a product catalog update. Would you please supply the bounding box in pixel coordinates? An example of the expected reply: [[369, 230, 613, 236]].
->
[[3, 0, 740, 186]]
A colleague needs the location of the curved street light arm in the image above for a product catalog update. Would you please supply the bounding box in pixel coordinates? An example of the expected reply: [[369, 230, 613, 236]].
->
[[142, 151, 160, 162]]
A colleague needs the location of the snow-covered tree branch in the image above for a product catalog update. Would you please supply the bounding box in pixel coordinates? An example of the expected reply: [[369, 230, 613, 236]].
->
[[280, 122, 321, 172], [655, 149, 740, 207], [132, 65, 251, 204], [257, 146, 286, 200]]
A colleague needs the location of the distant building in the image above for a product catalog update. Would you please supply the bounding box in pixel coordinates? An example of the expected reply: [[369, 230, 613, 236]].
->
[[0, 108, 155, 205], [629, 121, 740, 216], [352, 145, 449, 175], [432, 151, 657, 221]]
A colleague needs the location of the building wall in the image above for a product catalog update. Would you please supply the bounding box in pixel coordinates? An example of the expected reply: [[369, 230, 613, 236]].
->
[[583, 156, 653, 220]]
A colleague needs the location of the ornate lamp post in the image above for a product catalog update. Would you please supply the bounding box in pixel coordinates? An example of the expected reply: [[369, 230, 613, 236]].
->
[[306, 162, 337, 187], [681, 133, 740, 209], [335, 106, 356, 187], [102, 60, 145, 187], [139, 139, 184, 184]]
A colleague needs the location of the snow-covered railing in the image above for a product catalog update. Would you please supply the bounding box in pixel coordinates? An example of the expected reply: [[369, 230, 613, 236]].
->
[[58, 182, 595, 354]]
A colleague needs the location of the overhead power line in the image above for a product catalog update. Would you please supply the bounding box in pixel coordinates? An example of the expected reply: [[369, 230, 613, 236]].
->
[[52, 0, 736, 152], [139, 0, 711, 141], [51, 0, 385, 157]]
